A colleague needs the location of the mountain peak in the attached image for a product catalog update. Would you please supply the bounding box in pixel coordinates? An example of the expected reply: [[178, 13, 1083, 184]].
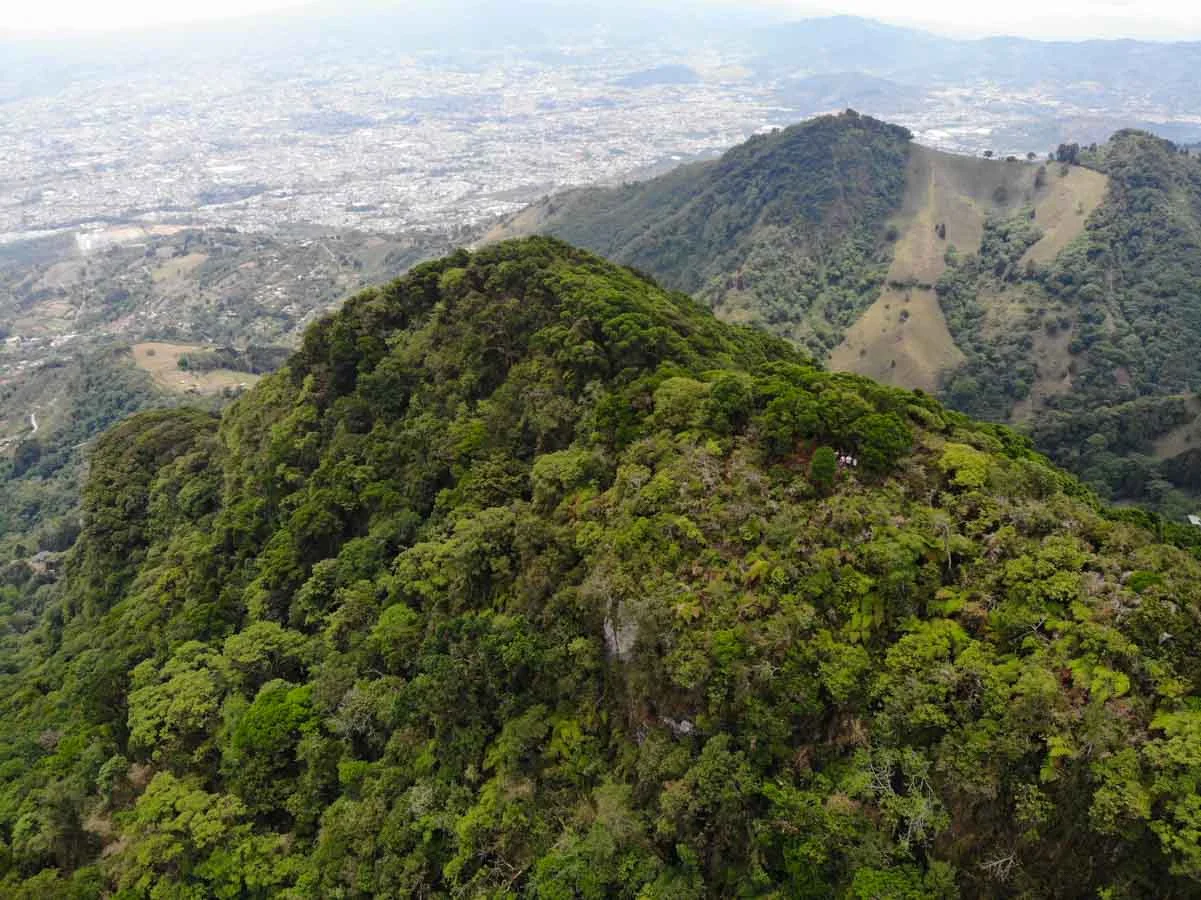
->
[[491, 114, 1201, 517], [287, 236, 799, 412], [9, 235, 1201, 895]]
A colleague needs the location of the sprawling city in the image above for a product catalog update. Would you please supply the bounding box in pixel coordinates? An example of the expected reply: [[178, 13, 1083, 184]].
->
[[5, 13, 1200, 244]]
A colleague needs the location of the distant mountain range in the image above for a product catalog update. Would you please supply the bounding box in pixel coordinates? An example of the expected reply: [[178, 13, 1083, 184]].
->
[[8, 11, 1201, 144], [751, 17, 1201, 149], [754, 15, 1201, 87]]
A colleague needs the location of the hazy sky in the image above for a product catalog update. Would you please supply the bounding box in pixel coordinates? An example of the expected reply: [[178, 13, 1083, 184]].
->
[[2, 0, 309, 33], [2, 0, 1199, 41]]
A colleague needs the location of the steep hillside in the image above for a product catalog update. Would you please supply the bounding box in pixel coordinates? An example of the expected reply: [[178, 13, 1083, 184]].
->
[[938, 131, 1201, 511], [489, 111, 912, 358], [6, 238, 1201, 896], [495, 116, 1201, 514], [830, 145, 1105, 392], [0, 226, 455, 637], [490, 112, 1107, 387], [0, 351, 178, 561]]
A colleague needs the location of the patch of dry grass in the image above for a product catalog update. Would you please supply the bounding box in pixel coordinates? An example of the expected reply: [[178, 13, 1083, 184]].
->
[[834, 147, 1108, 395], [131, 341, 258, 395], [828, 287, 964, 393]]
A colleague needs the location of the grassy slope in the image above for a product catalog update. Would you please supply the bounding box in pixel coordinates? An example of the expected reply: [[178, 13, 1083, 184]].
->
[[939, 132, 1201, 509], [830, 146, 1106, 392], [495, 119, 1109, 406], [1022, 165, 1108, 265]]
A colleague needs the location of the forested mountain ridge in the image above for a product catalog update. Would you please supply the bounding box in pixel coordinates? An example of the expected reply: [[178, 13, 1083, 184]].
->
[[0, 225, 454, 626], [1012, 131, 1201, 507], [7, 237, 1201, 895], [489, 112, 913, 359], [493, 114, 1201, 515]]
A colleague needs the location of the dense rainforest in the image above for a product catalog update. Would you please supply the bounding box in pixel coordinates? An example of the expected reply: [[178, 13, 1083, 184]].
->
[[498, 113, 1201, 516], [5, 238, 1201, 896], [0, 352, 174, 561]]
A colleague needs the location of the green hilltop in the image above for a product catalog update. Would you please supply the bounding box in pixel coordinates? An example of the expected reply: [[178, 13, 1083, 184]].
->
[[493, 113, 1201, 518], [5, 238, 1201, 896]]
